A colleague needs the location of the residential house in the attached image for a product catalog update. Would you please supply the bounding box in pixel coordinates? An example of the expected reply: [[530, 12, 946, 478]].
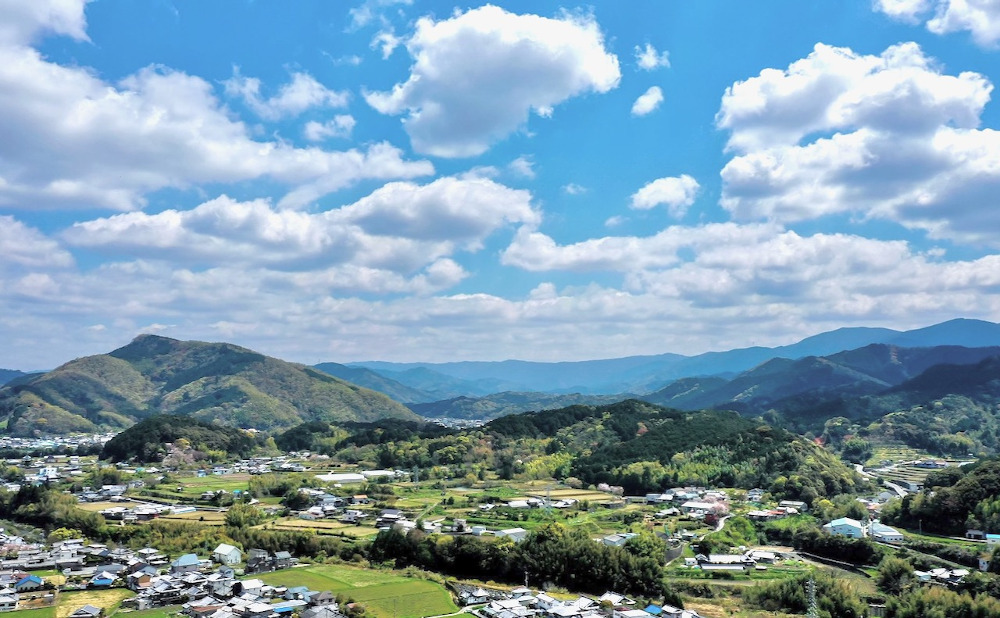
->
[[14, 575, 43, 592], [0, 595, 16, 612], [170, 554, 202, 575], [213, 544, 243, 566], [69, 606, 103, 618]]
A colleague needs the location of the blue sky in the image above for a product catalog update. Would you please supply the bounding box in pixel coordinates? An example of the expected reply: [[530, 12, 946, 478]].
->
[[2, 0, 1000, 370]]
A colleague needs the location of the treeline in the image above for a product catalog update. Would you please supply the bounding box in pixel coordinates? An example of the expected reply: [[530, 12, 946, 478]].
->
[[101, 414, 258, 462], [368, 524, 678, 603], [742, 573, 867, 617]]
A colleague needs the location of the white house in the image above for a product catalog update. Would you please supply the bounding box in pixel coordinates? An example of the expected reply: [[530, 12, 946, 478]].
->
[[822, 517, 866, 539], [212, 544, 242, 565]]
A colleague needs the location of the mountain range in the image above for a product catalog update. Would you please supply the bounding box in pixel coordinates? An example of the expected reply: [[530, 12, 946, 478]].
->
[[0, 369, 26, 387], [345, 318, 1000, 397], [0, 335, 417, 436]]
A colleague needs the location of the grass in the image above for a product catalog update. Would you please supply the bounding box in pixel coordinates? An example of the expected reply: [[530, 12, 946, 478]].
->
[[255, 564, 457, 618], [115, 605, 183, 618], [56, 589, 135, 618]]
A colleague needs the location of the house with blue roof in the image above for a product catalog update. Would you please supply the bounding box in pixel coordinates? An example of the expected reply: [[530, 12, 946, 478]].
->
[[170, 553, 201, 575], [14, 575, 43, 592], [89, 571, 115, 588]]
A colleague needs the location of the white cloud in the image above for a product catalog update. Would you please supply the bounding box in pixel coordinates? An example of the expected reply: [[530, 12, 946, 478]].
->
[[364, 5, 620, 157], [635, 43, 670, 70], [65, 177, 538, 272], [224, 70, 349, 120], [0, 0, 90, 45], [563, 183, 588, 195], [0, 215, 74, 269], [717, 42, 1000, 244], [631, 86, 664, 117], [630, 175, 699, 217], [371, 29, 401, 59], [508, 156, 536, 179], [502, 222, 780, 272], [348, 0, 412, 30], [875, 0, 1000, 48], [874, 0, 932, 23], [303, 115, 356, 141], [0, 39, 431, 211]]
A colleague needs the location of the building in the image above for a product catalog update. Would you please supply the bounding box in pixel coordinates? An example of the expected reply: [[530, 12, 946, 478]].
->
[[822, 518, 866, 539], [170, 554, 201, 575], [869, 521, 903, 544], [212, 544, 242, 566]]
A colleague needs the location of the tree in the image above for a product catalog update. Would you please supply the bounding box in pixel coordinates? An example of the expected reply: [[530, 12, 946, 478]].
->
[[877, 555, 914, 595]]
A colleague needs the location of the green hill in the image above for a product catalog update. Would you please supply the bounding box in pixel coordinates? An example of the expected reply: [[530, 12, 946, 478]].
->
[[484, 400, 867, 500], [0, 335, 419, 436], [101, 414, 258, 462]]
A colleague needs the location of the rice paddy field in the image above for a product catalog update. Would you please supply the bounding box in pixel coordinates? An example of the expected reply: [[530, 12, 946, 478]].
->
[[256, 565, 458, 618]]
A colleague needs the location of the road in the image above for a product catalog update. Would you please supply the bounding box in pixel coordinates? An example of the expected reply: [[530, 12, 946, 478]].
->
[[714, 514, 731, 532]]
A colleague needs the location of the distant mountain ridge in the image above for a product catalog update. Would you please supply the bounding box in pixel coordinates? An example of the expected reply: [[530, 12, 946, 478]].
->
[[643, 343, 1000, 413], [0, 369, 25, 386], [343, 318, 1000, 396], [0, 335, 418, 436]]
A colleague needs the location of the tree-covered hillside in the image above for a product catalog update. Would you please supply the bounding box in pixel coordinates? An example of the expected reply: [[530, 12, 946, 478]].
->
[[278, 399, 868, 501], [0, 335, 418, 436], [101, 414, 258, 462]]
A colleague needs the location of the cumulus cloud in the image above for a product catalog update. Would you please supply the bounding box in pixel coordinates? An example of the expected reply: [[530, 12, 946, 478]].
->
[[563, 183, 588, 195], [635, 43, 670, 70], [224, 70, 349, 120], [631, 86, 664, 116], [875, 0, 1000, 48], [0, 40, 431, 211], [303, 115, 356, 141], [630, 175, 699, 217], [364, 5, 620, 157], [0, 0, 90, 45], [717, 42, 1000, 244], [65, 177, 538, 272], [0, 215, 74, 269]]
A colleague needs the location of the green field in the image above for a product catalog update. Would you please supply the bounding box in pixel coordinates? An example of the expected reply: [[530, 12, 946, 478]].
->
[[256, 565, 458, 618], [116, 605, 183, 618]]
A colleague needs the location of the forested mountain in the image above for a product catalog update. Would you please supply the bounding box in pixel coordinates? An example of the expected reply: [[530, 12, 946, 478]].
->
[[345, 319, 1000, 395], [313, 362, 433, 403], [644, 344, 1000, 419], [0, 335, 418, 436], [408, 391, 632, 420], [0, 369, 25, 386], [769, 355, 1000, 456]]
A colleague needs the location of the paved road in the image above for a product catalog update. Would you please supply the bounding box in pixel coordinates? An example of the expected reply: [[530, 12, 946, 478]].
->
[[714, 514, 731, 533]]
